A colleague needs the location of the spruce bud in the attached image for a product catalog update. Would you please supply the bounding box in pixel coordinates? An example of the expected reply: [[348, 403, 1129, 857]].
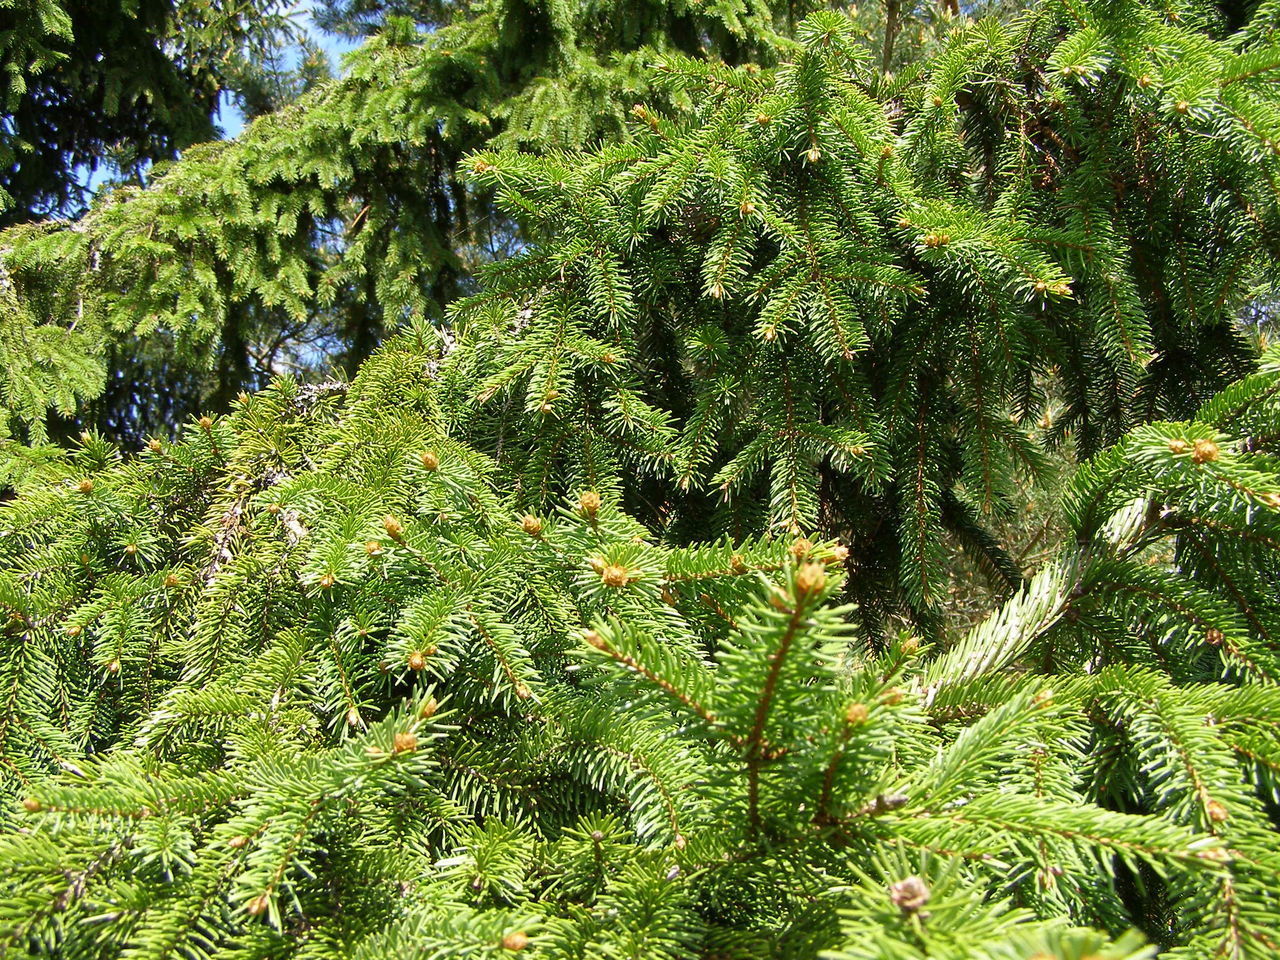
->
[[1192, 439, 1219, 464], [346, 707, 361, 727], [601, 564, 631, 588], [1138, 74, 1152, 88], [420, 450, 440, 471], [164, 573, 181, 588], [1175, 100, 1189, 114], [730, 554, 748, 574], [889, 876, 930, 913], [1167, 439, 1190, 454], [198, 416, 213, 431], [845, 703, 869, 725], [365, 540, 384, 556], [828, 544, 849, 564], [267, 503, 282, 515], [794, 562, 826, 598], [578, 491, 602, 519], [1207, 800, 1229, 823], [247, 895, 270, 916], [148, 439, 163, 453], [1205, 627, 1224, 646], [21, 797, 41, 813], [319, 573, 335, 589], [501, 932, 529, 951], [125, 544, 137, 556], [420, 697, 439, 719], [229, 835, 249, 849], [77, 478, 94, 494], [383, 514, 405, 541], [521, 514, 544, 537], [408, 650, 427, 671], [790, 538, 813, 560], [393, 731, 418, 753], [106, 659, 121, 674], [584, 630, 607, 650]]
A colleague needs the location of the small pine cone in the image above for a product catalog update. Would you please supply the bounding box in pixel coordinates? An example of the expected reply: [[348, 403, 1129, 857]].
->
[[1192, 439, 1220, 464], [393, 731, 418, 754], [578, 491, 602, 519], [601, 564, 631, 588], [794, 562, 826, 597], [77, 478, 95, 494], [1205, 627, 1225, 646], [408, 650, 428, 671], [383, 515, 405, 541], [845, 703, 869, 725], [889, 876, 930, 913], [420, 450, 440, 471], [501, 932, 529, 951], [246, 894, 270, 916], [520, 514, 543, 537]]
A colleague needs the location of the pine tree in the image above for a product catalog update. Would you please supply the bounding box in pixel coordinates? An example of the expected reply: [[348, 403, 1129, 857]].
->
[[3, 3, 1280, 954], [0, 0, 307, 225], [450, 0, 1280, 631], [0, 0, 1014, 443], [0, 331, 1278, 958]]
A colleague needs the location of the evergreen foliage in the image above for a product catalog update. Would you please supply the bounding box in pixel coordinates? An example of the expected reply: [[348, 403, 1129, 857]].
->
[[1, 331, 1278, 958], [448, 0, 1280, 630], [0, 0, 307, 225], [4, 0, 1280, 955]]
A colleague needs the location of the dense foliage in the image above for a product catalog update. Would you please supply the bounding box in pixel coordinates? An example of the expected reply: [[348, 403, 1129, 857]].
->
[[3, 0, 1280, 956], [0, 0, 307, 225]]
